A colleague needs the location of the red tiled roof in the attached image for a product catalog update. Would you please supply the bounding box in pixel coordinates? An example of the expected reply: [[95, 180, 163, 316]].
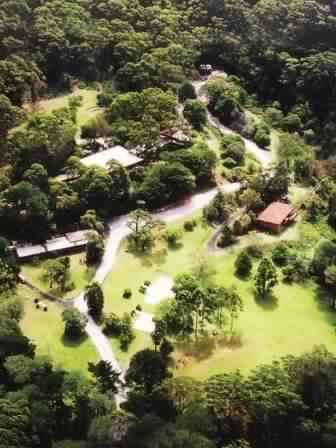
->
[[257, 202, 294, 225]]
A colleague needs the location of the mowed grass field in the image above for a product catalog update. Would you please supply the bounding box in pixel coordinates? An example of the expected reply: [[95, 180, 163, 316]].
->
[[21, 253, 95, 299], [102, 213, 336, 379], [175, 252, 336, 379], [33, 89, 100, 128], [102, 212, 210, 367], [12, 88, 101, 136], [102, 212, 210, 317], [18, 189, 336, 377], [19, 285, 98, 374]]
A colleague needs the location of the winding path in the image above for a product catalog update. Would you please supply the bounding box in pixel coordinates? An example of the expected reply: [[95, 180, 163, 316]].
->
[[193, 71, 273, 169], [73, 71, 274, 405]]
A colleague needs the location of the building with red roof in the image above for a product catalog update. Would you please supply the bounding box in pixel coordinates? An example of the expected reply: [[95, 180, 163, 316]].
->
[[256, 201, 296, 234]]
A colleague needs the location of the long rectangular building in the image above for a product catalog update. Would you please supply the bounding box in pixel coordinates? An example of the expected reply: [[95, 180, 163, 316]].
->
[[16, 230, 90, 261]]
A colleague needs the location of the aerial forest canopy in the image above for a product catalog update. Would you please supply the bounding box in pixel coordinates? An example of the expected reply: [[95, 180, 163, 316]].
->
[[0, 0, 336, 152], [3, 1, 336, 448], [0, 0, 335, 152]]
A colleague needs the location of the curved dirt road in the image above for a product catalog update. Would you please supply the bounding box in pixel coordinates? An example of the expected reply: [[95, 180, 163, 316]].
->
[[193, 71, 273, 169]]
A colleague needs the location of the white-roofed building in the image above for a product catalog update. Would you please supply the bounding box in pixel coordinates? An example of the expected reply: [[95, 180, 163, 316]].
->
[[81, 145, 143, 169], [16, 244, 47, 259], [45, 236, 72, 253], [16, 229, 92, 260]]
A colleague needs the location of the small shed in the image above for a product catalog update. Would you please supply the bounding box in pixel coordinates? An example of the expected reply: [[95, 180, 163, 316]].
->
[[256, 201, 296, 234], [199, 64, 213, 76]]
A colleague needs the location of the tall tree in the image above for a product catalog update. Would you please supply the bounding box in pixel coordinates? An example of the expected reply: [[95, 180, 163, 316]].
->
[[44, 257, 71, 292], [84, 282, 104, 320], [88, 360, 121, 394], [255, 258, 278, 299], [127, 209, 163, 253], [126, 349, 171, 395]]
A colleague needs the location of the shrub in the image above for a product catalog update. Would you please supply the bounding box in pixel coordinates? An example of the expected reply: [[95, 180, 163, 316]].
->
[[232, 214, 252, 236], [183, 100, 207, 130], [303, 129, 315, 145], [247, 244, 263, 258], [255, 128, 271, 148], [62, 308, 87, 340], [118, 313, 135, 352], [282, 257, 309, 283], [103, 313, 122, 337], [217, 225, 235, 248], [86, 232, 105, 265], [282, 113, 302, 132], [222, 157, 237, 168], [184, 220, 195, 232], [231, 167, 246, 182], [136, 304, 142, 312], [265, 107, 284, 127], [123, 288, 132, 299], [235, 250, 252, 277], [221, 135, 246, 164], [164, 229, 182, 248], [144, 280, 151, 287], [139, 285, 146, 294], [272, 243, 290, 266], [178, 81, 197, 102]]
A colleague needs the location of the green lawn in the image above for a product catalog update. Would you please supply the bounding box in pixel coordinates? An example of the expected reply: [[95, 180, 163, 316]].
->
[[102, 212, 210, 317], [21, 253, 95, 300], [175, 252, 336, 379], [13, 89, 101, 136], [102, 212, 336, 380], [37, 89, 100, 127], [19, 285, 98, 374]]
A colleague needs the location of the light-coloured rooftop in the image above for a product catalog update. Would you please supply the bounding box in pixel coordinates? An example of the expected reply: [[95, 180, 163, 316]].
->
[[81, 145, 143, 169], [16, 229, 91, 259], [65, 230, 89, 244], [45, 236, 72, 252], [16, 244, 46, 259]]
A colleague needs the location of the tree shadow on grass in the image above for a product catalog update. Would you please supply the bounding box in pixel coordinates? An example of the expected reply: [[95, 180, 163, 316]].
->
[[217, 331, 244, 350], [235, 271, 252, 282], [313, 285, 336, 327], [167, 241, 184, 252], [140, 248, 168, 268], [62, 333, 89, 348], [254, 292, 279, 311], [176, 334, 216, 361]]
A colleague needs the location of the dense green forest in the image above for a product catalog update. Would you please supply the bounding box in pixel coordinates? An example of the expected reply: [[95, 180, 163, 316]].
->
[[2, 0, 336, 150], [2, 0, 336, 447]]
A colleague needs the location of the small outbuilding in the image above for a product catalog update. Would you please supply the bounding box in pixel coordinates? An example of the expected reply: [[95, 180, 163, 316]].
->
[[256, 201, 296, 234], [199, 64, 213, 76]]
